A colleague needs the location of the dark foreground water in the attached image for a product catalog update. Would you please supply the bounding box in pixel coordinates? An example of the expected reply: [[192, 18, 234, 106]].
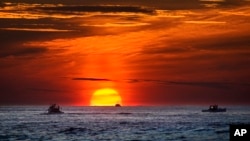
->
[[0, 106, 250, 141]]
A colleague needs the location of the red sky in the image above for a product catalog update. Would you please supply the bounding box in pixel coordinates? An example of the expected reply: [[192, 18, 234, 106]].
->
[[0, 0, 250, 106]]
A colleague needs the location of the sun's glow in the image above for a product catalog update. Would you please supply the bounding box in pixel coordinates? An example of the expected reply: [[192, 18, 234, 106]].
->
[[90, 88, 122, 106]]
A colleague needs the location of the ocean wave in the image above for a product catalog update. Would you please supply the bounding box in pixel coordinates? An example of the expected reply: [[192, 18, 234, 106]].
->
[[67, 112, 133, 115], [0, 134, 29, 141], [207, 122, 228, 128], [59, 127, 88, 134], [117, 112, 133, 115], [40, 112, 135, 116], [215, 130, 228, 134]]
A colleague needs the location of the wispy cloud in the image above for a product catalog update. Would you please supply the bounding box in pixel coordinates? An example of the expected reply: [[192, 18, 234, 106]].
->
[[71, 77, 250, 89], [123, 79, 250, 89], [184, 21, 226, 24], [0, 28, 73, 32], [35, 5, 155, 14], [81, 22, 150, 27], [72, 77, 112, 81], [0, 46, 47, 58]]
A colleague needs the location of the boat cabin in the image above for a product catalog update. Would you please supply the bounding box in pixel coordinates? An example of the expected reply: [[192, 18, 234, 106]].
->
[[48, 104, 63, 114], [209, 105, 218, 110]]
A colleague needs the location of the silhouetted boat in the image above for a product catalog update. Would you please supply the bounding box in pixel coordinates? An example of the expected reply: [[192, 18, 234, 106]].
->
[[48, 104, 64, 114], [202, 105, 226, 112], [115, 104, 121, 107]]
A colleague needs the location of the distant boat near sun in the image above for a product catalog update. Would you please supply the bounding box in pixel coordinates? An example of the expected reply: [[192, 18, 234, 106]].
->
[[202, 105, 226, 112], [115, 104, 121, 107], [47, 104, 64, 114]]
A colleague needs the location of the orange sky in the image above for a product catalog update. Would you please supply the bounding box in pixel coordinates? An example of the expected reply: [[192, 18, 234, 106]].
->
[[0, 0, 250, 106]]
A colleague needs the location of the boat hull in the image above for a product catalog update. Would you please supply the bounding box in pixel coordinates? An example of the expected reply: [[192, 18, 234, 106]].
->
[[202, 108, 226, 112], [48, 111, 64, 114]]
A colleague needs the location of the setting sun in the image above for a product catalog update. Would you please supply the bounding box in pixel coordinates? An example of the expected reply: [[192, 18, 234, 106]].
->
[[90, 88, 122, 106]]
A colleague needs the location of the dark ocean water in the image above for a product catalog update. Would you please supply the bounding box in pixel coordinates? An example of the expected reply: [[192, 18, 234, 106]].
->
[[0, 106, 250, 141]]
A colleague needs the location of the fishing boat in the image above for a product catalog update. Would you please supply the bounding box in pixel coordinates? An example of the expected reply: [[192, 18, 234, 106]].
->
[[48, 104, 64, 114], [115, 104, 121, 107], [202, 105, 226, 112]]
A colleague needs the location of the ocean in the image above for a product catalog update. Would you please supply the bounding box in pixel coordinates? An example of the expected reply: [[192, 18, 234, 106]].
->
[[0, 106, 249, 141]]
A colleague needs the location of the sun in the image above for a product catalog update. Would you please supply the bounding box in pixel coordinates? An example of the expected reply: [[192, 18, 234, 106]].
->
[[90, 88, 122, 106]]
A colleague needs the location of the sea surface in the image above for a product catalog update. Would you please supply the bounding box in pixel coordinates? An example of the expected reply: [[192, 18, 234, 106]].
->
[[0, 106, 250, 141]]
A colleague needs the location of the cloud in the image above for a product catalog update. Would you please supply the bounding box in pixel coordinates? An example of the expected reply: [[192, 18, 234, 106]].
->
[[190, 33, 250, 51], [71, 77, 249, 89], [142, 46, 190, 54], [0, 46, 47, 58], [166, 81, 230, 89], [184, 21, 226, 24], [1, 28, 73, 32], [34, 5, 155, 14], [0, 2, 4, 7], [72, 77, 112, 81], [124, 79, 227, 88], [81, 22, 150, 27], [145, 79, 249, 89]]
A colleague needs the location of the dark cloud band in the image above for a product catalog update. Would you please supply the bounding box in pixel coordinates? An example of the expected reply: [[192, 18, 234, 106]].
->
[[35, 5, 155, 14], [72, 77, 112, 81]]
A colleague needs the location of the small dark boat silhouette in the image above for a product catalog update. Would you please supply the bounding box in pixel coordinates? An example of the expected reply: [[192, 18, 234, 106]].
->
[[48, 104, 64, 114], [202, 105, 226, 112], [115, 104, 121, 107]]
